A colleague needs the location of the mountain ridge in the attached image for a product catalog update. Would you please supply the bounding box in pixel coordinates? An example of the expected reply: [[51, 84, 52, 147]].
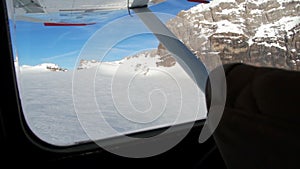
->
[[161, 0, 300, 70]]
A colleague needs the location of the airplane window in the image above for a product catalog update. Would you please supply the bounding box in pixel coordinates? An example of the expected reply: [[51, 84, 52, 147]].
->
[[7, 0, 208, 146], [6, 0, 300, 146]]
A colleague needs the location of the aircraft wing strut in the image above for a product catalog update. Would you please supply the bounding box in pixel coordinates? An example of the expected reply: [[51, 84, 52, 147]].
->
[[132, 6, 209, 92]]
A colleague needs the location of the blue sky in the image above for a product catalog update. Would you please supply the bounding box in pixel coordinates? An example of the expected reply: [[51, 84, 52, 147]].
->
[[12, 0, 199, 69]]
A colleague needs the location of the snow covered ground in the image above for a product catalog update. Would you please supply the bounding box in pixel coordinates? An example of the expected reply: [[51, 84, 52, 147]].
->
[[18, 54, 207, 146]]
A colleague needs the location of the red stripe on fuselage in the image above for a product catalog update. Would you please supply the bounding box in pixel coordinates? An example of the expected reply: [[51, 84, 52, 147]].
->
[[188, 0, 210, 3], [44, 22, 96, 26]]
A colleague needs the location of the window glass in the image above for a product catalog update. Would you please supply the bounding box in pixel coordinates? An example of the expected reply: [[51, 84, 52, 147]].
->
[[8, 0, 206, 146], [7, 0, 300, 146]]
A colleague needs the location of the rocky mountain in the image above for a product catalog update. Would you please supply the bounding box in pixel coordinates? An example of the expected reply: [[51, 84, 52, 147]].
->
[[158, 0, 300, 70], [77, 59, 102, 70]]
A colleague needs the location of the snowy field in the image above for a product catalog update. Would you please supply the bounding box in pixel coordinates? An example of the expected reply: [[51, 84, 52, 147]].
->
[[18, 54, 207, 146]]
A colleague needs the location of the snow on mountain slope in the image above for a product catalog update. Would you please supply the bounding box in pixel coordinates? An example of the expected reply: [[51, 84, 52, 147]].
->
[[20, 63, 68, 72], [20, 50, 207, 145]]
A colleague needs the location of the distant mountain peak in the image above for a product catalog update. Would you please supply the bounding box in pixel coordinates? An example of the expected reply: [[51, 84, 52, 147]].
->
[[20, 63, 68, 72]]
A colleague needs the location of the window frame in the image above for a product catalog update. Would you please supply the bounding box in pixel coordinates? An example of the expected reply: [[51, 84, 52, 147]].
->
[[0, 0, 208, 159]]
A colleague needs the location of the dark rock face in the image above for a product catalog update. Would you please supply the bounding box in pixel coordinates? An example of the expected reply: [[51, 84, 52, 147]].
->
[[158, 0, 300, 71], [156, 43, 176, 67]]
